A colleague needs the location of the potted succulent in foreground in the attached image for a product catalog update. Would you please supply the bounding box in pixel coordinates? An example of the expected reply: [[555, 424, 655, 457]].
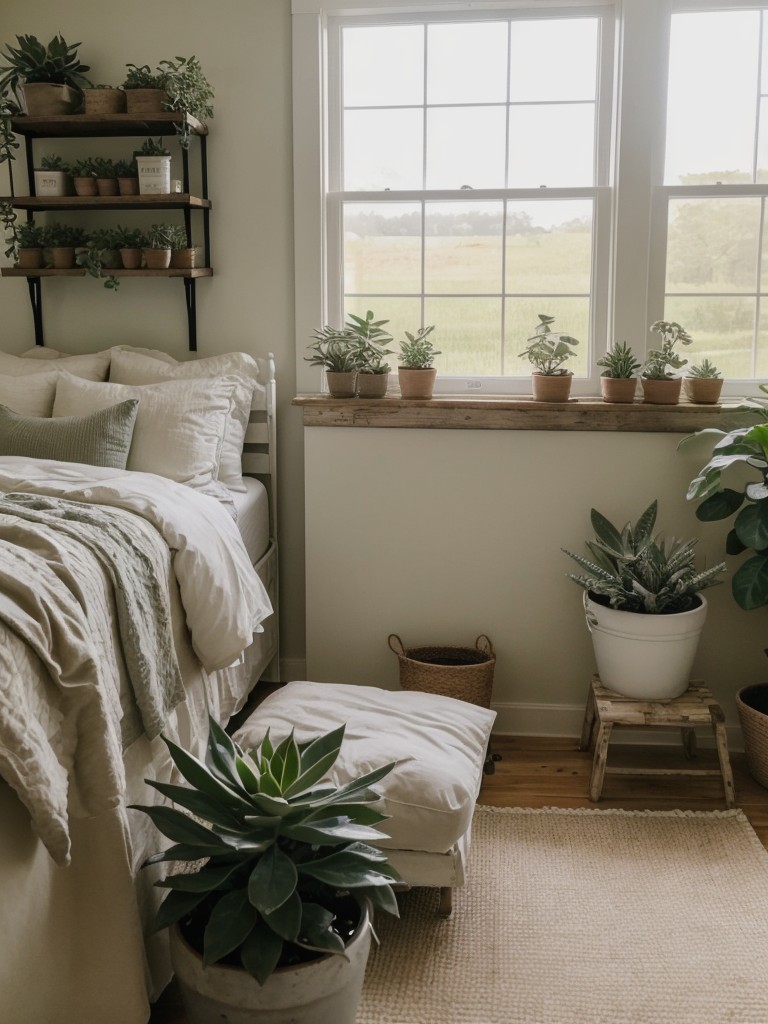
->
[[684, 358, 723, 405], [397, 325, 440, 399], [641, 320, 693, 404], [0, 33, 91, 115], [33, 153, 71, 197], [562, 500, 725, 700], [132, 717, 400, 1024], [596, 341, 640, 404], [519, 314, 579, 402]]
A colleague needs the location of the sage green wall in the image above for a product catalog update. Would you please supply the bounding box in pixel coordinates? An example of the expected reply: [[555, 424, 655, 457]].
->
[[0, 0, 306, 676]]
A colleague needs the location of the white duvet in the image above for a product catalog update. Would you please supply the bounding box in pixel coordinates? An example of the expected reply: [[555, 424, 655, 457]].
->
[[0, 457, 272, 865]]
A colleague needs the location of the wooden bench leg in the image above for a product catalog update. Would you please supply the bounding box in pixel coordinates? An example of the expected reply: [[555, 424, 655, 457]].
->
[[681, 727, 697, 760], [579, 682, 597, 751], [712, 720, 736, 808], [589, 721, 613, 802], [438, 887, 453, 917]]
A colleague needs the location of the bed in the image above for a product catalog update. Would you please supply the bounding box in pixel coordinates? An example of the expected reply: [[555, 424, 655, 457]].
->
[[0, 345, 278, 1024]]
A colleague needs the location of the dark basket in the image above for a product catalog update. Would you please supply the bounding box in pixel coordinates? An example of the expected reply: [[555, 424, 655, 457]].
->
[[737, 683, 768, 789], [388, 634, 495, 708]]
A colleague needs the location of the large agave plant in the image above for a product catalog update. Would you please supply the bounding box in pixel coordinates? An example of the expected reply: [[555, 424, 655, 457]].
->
[[132, 717, 400, 985], [562, 499, 725, 614], [0, 34, 91, 105]]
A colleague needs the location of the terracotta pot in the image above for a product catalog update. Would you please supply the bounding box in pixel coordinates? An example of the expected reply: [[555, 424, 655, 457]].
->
[[684, 377, 723, 405], [96, 177, 119, 196], [142, 247, 172, 269], [48, 247, 76, 269], [82, 87, 126, 115], [531, 372, 572, 402], [17, 248, 43, 269], [18, 82, 79, 116], [356, 371, 389, 398], [397, 366, 437, 400], [124, 88, 169, 115], [641, 377, 682, 405], [120, 248, 142, 270], [600, 377, 637, 404], [73, 176, 98, 197], [117, 177, 140, 196], [325, 370, 357, 398], [170, 247, 200, 269]]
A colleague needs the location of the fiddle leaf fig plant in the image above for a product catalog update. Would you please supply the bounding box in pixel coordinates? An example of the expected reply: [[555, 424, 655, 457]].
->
[[519, 314, 579, 375], [132, 717, 400, 986]]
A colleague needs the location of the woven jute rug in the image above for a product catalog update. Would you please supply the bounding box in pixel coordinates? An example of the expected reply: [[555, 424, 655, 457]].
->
[[357, 805, 768, 1024]]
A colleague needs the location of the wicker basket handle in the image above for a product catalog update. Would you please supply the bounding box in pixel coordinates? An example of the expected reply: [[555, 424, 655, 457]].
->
[[475, 634, 494, 656], [388, 634, 406, 656]]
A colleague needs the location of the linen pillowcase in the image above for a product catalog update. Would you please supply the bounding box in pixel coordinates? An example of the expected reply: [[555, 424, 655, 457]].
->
[[109, 350, 260, 492], [0, 399, 139, 470], [52, 372, 242, 491], [0, 371, 60, 417], [0, 350, 110, 380]]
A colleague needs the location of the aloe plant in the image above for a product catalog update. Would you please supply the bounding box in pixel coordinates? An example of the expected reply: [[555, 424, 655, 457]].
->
[[688, 358, 721, 380], [132, 717, 400, 985], [562, 500, 725, 614], [0, 34, 91, 107], [597, 341, 641, 379]]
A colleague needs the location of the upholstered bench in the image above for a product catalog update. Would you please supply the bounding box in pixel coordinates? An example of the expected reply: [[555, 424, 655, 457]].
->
[[232, 680, 496, 915]]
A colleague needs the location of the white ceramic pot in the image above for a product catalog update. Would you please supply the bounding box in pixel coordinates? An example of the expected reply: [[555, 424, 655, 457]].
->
[[170, 901, 372, 1024], [34, 169, 70, 196], [583, 591, 707, 700], [136, 155, 171, 194]]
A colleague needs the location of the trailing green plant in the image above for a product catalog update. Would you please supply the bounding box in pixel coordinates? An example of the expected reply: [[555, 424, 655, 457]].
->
[[643, 320, 693, 379], [71, 157, 98, 178], [132, 716, 400, 985], [0, 103, 19, 170], [122, 63, 167, 91], [1, 199, 18, 260], [159, 55, 214, 148], [519, 314, 579, 376], [597, 340, 641, 380], [145, 223, 177, 249], [39, 153, 70, 173], [399, 325, 440, 369], [680, 385, 768, 610], [45, 222, 88, 248], [562, 500, 725, 614], [137, 136, 171, 157], [75, 240, 120, 290], [688, 358, 721, 380], [113, 224, 146, 249], [113, 158, 138, 178], [0, 34, 91, 109]]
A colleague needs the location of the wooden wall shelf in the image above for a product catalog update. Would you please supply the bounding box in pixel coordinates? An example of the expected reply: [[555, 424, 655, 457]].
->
[[2, 268, 213, 279], [4, 195, 211, 211], [9, 112, 206, 139]]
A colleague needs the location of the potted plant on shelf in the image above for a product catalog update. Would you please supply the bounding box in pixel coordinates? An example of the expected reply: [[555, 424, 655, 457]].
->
[[519, 313, 579, 402], [121, 63, 169, 115], [80, 82, 126, 115], [158, 55, 214, 149], [680, 388, 768, 786], [135, 136, 172, 195], [596, 340, 640, 404], [92, 156, 119, 197], [33, 153, 71, 197], [12, 218, 44, 269], [142, 223, 175, 269], [562, 500, 725, 700], [44, 222, 88, 269], [641, 320, 693, 404], [684, 358, 723, 405], [114, 224, 146, 269], [397, 325, 440, 399], [114, 158, 139, 196], [346, 310, 394, 398], [167, 225, 201, 269], [132, 716, 400, 1024], [71, 157, 99, 197], [0, 33, 91, 115], [306, 324, 360, 398]]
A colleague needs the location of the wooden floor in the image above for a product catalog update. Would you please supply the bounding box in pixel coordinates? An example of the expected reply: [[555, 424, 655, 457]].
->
[[148, 733, 768, 1023]]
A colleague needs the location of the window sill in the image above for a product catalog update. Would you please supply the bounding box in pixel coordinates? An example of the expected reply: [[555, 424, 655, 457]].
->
[[292, 394, 734, 432]]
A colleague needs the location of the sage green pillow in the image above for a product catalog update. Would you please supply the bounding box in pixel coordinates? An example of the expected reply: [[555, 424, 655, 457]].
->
[[0, 399, 139, 470]]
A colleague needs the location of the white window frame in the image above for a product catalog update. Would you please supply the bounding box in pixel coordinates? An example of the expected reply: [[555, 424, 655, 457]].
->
[[296, 0, 738, 396]]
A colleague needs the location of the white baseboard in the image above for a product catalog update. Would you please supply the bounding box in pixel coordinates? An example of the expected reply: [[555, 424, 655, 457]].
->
[[491, 700, 744, 752]]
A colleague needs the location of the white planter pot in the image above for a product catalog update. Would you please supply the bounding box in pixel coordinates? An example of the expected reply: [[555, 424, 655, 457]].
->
[[136, 155, 171, 195], [170, 901, 372, 1024], [583, 592, 708, 700], [34, 169, 70, 196]]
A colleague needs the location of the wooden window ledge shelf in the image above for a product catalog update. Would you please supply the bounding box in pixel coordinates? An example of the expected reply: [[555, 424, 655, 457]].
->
[[292, 394, 738, 432]]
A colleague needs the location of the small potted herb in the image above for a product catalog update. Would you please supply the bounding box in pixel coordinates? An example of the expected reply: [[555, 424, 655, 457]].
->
[[596, 341, 641, 404], [519, 314, 579, 402], [13, 218, 45, 269], [121, 63, 169, 115], [306, 325, 360, 398], [168, 225, 201, 269], [45, 222, 88, 268], [114, 158, 139, 196], [347, 310, 394, 398], [684, 358, 723, 405], [71, 156, 99, 197], [135, 137, 171, 195], [397, 325, 440, 399], [92, 156, 118, 196], [33, 153, 71, 197], [143, 223, 176, 269], [114, 224, 146, 270], [641, 320, 693, 404], [80, 82, 126, 115]]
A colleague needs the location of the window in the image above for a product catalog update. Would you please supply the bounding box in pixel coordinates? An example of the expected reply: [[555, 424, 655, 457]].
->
[[293, 0, 768, 396]]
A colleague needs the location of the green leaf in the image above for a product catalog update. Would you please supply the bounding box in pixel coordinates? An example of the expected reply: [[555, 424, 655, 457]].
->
[[205, 715, 241, 786], [732, 553, 768, 610], [144, 843, 223, 865], [297, 850, 400, 887], [298, 725, 345, 775], [153, 888, 208, 933], [324, 762, 397, 804], [157, 861, 242, 892], [240, 919, 284, 985], [203, 889, 259, 965], [281, 816, 390, 845], [282, 748, 342, 800], [366, 883, 400, 917], [262, 889, 302, 942], [145, 780, 241, 829], [160, 735, 249, 807], [130, 804, 227, 849], [726, 528, 747, 556], [695, 488, 744, 522], [235, 754, 260, 793], [247, 844, 298, 915], [296, 902, 346, 955], [589, 508, 626, 555], [735, 503, 768, 552]]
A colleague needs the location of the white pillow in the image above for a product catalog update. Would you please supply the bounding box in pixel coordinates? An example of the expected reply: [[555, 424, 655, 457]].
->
[[108, 344, 178, 365], [0, 371, 59, 416], [52, 372, 242, 491], [0, 350, 110, 380], [20, 347, 63, 360], [109, 350, 260, 492]]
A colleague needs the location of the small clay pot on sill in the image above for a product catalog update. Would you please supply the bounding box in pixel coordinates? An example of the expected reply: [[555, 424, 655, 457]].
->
[[142, 247, 172, 269], [531, 371, 573, 402], [119, 248, 143, 270], [641, 377, 682, 405], [600, 377, 638, 404], [397, 366, 437, 400], [16, 247, 43, 270], [683, 377, 723, 405], [325, 370, 357, 398], [356, 372, 389, 398]]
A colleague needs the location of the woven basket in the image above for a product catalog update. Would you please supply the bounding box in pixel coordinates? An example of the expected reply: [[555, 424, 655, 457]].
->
[[737, 683, 768, 789], [388, 634, 495, 708]]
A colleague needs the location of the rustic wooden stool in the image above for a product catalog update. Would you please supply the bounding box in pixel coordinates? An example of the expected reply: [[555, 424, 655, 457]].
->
[[579, 676, 736, 807]]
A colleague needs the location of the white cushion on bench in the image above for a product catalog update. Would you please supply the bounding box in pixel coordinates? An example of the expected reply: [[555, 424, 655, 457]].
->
[[233, 681, 496, 855]]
